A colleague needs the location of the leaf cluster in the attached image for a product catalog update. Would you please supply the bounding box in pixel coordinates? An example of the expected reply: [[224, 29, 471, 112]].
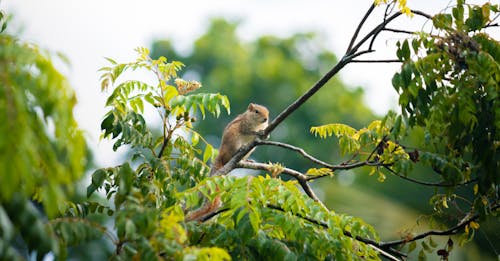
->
[[392, 1, 499, 202], [0, 14, 86, 217], [0, 14, 88, 260], [179, 175, 379, 260], [78, 48, 381, 260]]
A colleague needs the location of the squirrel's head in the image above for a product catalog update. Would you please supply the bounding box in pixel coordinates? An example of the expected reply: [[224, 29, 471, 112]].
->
[[247, 103, 269, 124]]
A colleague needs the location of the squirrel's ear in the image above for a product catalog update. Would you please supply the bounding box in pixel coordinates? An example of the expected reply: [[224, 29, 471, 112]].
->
[[248, 103, 255, 110]]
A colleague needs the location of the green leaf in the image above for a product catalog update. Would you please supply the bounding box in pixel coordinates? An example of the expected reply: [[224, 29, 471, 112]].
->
[[429, 237, 438, 248], [310, 123, 357, 139], [401, 40, 411, 60], [465, 5, 486, 31], [452, 4, 465, 29], [0, 206, 14, 241], [311, 123, 361, 155], [91, 169, 107, 187], [87, 169, 107, 197], [408, 241, 417, 253], [248, 208, 261, 233], [0, 24, 86, 217], [203, 144, 214, 163], [170, 93, 230, 119], [433, 14, 453, 30], [118, 163, 134, 196], [306, 168, 334, 177], [421, 241, 431, 252], [51, 218, 104, 247], [104, 57, 118, 65], [418, 249, 427, 261], [191, 132, 200, 146], [163, 85, 179, 104]]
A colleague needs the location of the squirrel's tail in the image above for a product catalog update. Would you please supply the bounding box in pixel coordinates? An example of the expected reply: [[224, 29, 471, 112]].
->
[[185, 195, 222, 222], [186, 163, 223, 222]]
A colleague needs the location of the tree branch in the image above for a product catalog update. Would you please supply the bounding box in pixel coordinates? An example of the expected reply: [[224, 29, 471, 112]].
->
[[347, 4, 376, 53], [264, 59, 350, 136], [349, 12, 402, 55], [211, 140, 260, 176], [194, 202, 405, 260], [237, 161, 328, 211], [382, 27, 417, 35], [196, 192, 491, 259], [379, 202, 500, 248], [383, 166, 479, 188], [254, 140, 388, 180], [411, 9, 432, 20], [158, 121, 178, 158], [195, 200, 498, 260], [353, 9, 432, 55], [350, 59, 401, 63], [257, 137, 477, 188], [211, 6, 433, 183], [157, 136, 169, 158], [266, 204, 405, 260], [199, 207, 230, 223], [264, 9, 428, 137], [256, 140, 335, 168]]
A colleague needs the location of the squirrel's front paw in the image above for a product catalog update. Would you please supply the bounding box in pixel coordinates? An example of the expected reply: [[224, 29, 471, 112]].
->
[[255, 130, 270, 140]]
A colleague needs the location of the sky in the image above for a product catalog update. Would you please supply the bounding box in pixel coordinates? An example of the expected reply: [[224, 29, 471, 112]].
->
[[2, 0, 498, 167]]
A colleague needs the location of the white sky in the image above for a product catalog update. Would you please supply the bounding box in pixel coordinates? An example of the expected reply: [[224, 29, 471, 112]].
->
[[2, 0, 498, 167]]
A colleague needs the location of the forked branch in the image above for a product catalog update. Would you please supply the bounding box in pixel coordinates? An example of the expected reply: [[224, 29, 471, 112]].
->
[[237, 161, 328, 211], [213, 6, 432, 177]]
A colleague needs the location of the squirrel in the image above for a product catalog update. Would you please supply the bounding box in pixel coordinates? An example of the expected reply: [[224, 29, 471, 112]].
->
[[185, 103, 269, 222], [213, 103, 269, 171]]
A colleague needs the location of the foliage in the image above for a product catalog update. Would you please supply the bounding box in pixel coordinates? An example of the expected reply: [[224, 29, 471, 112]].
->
[[150, 19, 375, 171], [0, 12, 86, 216], [0, 11, 87, 259], [2, 0, 499, 260], [391, 0, 499, 216], [311, 116, 410, 182], [180, 175, 379, 260], [311, 1, 500, 258], [76, 48, 379, 260], [375, 0, 412, 16]]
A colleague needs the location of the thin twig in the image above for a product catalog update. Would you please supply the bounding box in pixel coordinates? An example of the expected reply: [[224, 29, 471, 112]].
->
[[350, 59, 401, 63], [411, 9, 432, 20], [158, 124, 173, 158], [383, 166, 478, 188], [253, 140, 391, 180], [350, 12, 402, 55], [199, 207, 230, 222], [379, 202, 500, 247], [256, 140, 335, 168], [383, 27, 417, 35], [347, 4, 376, 53]]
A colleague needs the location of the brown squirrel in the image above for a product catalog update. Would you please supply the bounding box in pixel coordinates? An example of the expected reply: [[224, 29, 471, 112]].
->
[[213, 103, 269, 171], [186, 103, 269, 222]]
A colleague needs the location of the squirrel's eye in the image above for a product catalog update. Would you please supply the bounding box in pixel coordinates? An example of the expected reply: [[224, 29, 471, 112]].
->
[[255, 110, 259, 114]]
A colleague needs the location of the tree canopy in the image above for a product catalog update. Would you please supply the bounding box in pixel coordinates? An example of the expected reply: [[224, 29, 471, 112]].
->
[[0, 1, 499, 260], [0, 10, 88, 259]]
